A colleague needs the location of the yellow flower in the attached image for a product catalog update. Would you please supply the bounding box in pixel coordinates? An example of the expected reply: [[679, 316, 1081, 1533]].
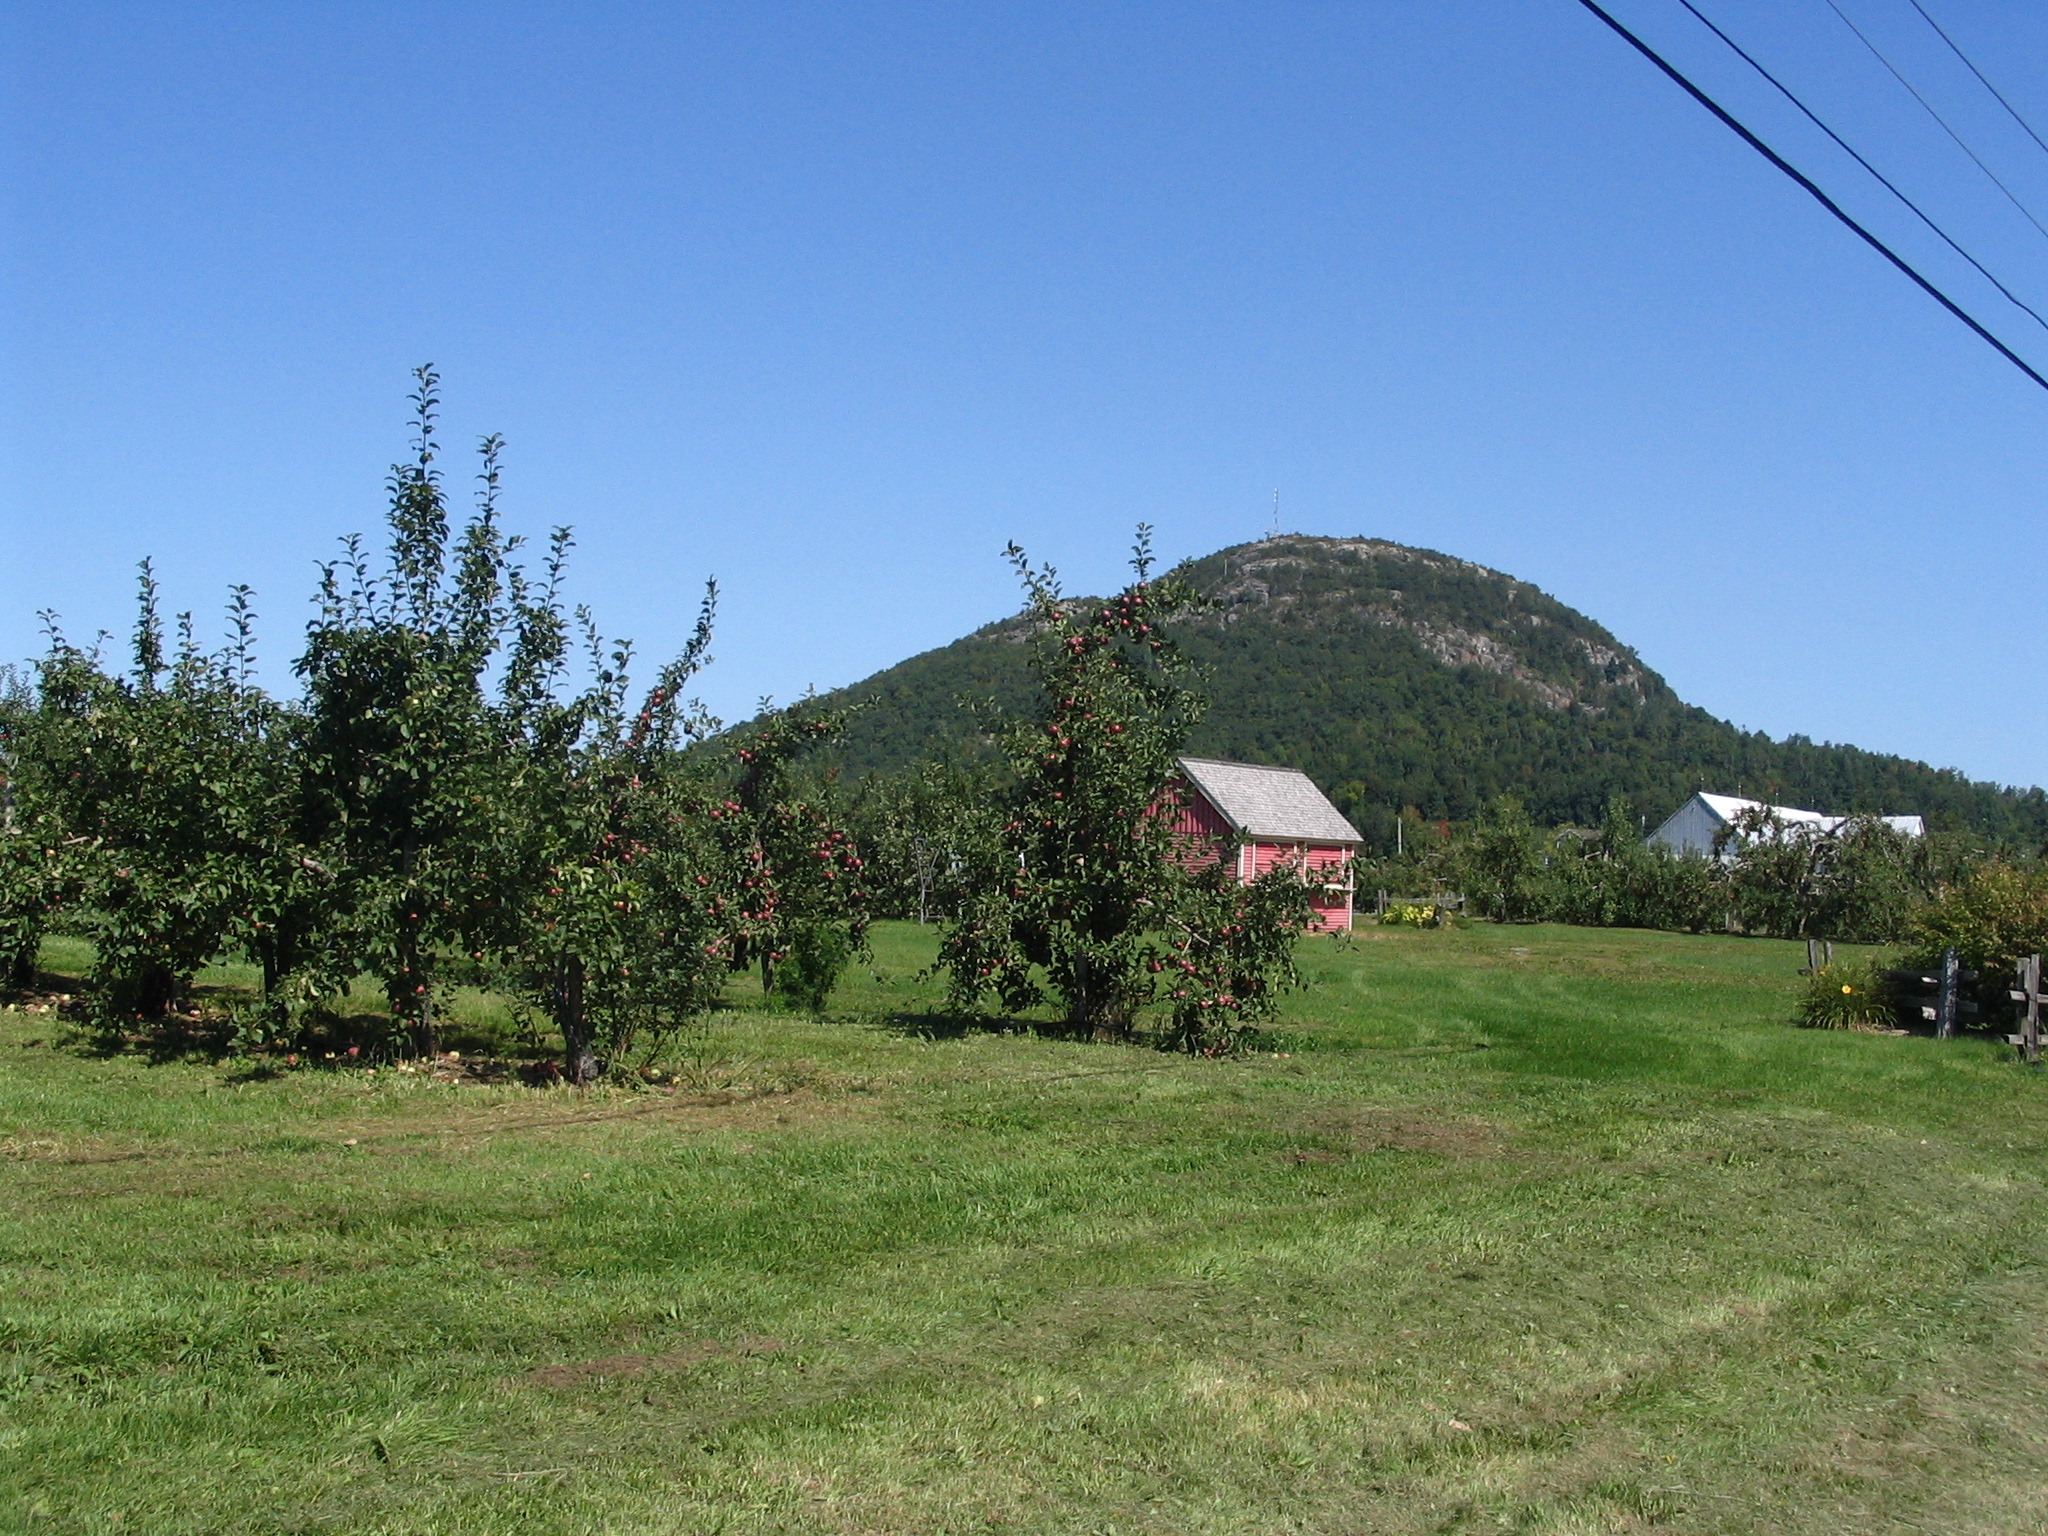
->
[[1841, 984, 1853, 994]]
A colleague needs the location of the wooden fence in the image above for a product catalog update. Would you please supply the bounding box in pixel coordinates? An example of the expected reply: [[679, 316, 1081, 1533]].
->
[[1872, 948, 2048, 1063], [2010, 955, 2044, 1066]]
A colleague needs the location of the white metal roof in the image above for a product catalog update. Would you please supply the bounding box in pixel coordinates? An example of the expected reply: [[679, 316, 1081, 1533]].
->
[[1682, 792, 1922, 839], [1175, 756, 1363, 844]]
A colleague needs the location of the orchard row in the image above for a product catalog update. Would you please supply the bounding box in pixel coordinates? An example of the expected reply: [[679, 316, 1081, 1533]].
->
[[0, 371, 1318, 1072]]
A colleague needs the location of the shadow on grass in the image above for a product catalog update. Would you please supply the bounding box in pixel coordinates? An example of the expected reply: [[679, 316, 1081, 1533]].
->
[[20, 967, 78, 998], [870, 1008, 1053, 1042], [52, 990, 546, 1069], [68, 1010, 238, 1066], [13, 962, 250, 1066], [862, 1006, 1289, 1056], [0, 965, 90, 1009]]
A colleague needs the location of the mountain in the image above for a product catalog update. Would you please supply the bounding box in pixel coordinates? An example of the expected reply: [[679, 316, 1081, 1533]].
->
[[806, 535, 2048, 849]]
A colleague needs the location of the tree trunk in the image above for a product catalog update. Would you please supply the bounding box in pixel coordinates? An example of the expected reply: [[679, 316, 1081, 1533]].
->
[[395, 836, 436, 1057], [129, 963, 179, 1019], [5, 928, 38, 990], [556, 957, 599, 1085], [1067, 949, 1133, 1041], [395, 918, 437, 1057]]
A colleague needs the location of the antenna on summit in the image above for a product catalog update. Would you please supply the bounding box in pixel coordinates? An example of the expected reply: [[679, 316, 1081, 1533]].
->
[[1270, 488, 1280, 538]]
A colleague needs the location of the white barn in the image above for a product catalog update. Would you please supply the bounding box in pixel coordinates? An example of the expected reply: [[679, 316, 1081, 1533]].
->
[[1648, 792, 1924, 859]]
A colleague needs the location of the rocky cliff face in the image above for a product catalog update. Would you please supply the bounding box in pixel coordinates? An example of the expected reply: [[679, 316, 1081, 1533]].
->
[[1173, 536, 1660, 716]]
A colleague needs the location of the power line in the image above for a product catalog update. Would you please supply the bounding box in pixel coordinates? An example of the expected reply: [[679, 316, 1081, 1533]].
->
[[1821, 0, 2048, 248], [1570, 0, 2048, 395], [1676, 0, 2048, 336], [1904, 0, 2048, 168]]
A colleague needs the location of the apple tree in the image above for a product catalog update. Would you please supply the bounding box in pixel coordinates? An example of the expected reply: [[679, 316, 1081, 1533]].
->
[[937, 530, 1312, 1047]]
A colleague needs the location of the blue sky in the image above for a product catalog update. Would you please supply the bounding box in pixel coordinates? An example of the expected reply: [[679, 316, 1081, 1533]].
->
[[6, 2, 2048, 793]]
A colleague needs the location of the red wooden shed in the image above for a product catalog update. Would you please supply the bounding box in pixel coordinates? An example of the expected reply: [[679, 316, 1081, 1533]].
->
[[1162, 756, 1363, 933]]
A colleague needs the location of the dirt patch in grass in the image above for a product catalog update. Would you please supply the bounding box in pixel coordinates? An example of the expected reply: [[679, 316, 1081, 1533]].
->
[[1281, 1105, 1505, 1163], [526, 1334, 785, 1389]]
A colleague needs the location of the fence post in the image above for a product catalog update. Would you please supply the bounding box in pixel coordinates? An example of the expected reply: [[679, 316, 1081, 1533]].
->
[[2015, 955, 2042, 1067], [1937, 948, 1961, 1040], [2030, 955, 2043, 1067]]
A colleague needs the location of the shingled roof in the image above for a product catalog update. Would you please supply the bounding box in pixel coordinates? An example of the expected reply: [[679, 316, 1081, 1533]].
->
[[1175, 756, 1363, 844]]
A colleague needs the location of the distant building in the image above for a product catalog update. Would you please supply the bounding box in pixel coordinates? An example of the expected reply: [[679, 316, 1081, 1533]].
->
[[1162, 756, 1363, 932], [1649, 791, 1925, 859]]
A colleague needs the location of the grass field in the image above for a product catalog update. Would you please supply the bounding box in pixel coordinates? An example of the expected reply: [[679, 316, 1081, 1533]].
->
[[4, 920, 2046, 1534]]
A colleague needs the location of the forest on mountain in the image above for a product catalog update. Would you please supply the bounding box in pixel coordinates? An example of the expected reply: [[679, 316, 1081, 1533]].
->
[[806, 536, 2048, 851]]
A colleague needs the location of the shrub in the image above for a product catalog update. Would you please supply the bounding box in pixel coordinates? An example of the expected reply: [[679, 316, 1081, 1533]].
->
[[774, 921, 852, 1014], [1381, 902, 1440, 928], [1795, 962, 1895, 1031], [1905, 862, 2048, 984]]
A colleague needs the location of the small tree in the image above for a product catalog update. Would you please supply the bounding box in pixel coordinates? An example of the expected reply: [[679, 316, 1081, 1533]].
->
[[293, 371, 751, 1077], [491, 541, 730, 1083], [1157, 854, 1316, 1053], [1542, 796, 1721, 933], [705, 704, 870, 1007], [1717, 805, 1818, 937], [1460, 795, 1540, 922], [938, 530, 1311, 1048], [1804, 815, 1921, 942], [1714, 806, 1922, 942], [849, 758, 1000, 923], [27, 575, 298, 1026], [294, 370, 516, 1054], [0, 664, 65, 990]]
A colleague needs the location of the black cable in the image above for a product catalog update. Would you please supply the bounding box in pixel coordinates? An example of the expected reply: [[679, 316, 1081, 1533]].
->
[[1905, 0, 2048, 166], [1678, 0, 2048, 336], [1822, 0, 2048, 247], [1571, 0, 2048, 394]]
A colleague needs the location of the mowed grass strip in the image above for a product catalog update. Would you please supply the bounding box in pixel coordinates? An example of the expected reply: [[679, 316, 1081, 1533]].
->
[[3, 921, 2046, 1534]]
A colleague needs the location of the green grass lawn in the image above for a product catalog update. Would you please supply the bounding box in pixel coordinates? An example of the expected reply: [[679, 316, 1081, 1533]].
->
[[4, 920, 2046, 1534]]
